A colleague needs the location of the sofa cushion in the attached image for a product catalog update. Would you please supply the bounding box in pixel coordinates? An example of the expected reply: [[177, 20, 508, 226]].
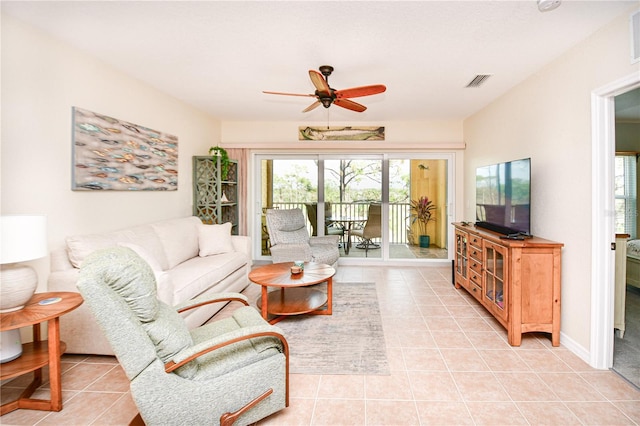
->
[[121, 226, 170, 271], [118, 242, 163, 272], [168, 252, 250, 303], [118, 242, 172, 302], [151, 217, 200, 270], [66, 224, 167, 270], [67, 231, 126, 269], [199, 222, 234, 256]]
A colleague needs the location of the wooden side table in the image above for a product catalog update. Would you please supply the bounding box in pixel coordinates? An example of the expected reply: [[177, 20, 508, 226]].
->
[[0, 292, 83, 416]]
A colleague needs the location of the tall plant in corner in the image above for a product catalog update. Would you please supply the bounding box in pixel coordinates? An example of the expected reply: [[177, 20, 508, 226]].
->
[[209, 146, 230, 181], [409, 196, 436, 247]]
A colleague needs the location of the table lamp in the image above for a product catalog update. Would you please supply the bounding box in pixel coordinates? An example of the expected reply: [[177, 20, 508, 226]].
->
[[0, 215, 48, 363]]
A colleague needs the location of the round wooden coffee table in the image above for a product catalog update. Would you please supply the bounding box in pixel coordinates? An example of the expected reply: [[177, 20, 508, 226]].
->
[[249, 262, 335, 324]]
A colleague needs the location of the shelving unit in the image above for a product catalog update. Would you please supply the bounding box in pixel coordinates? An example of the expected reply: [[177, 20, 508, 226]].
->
[[192, 156, 238, 234], [453, 223, 563, 346]]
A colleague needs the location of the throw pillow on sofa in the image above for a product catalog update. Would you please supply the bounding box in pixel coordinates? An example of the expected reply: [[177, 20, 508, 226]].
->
[[199, 222, 235, 256]]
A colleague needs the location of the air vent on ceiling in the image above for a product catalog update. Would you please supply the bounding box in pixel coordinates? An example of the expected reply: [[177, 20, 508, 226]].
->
[[466, 74, 492, 88]]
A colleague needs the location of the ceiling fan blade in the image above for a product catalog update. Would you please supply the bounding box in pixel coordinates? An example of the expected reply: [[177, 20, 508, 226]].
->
[[302, 100, 321, 112], [309, 70, 331, 94], [263, 91, 315, 97], [334, 98, 367, 112], [335, 84, 387, 99]]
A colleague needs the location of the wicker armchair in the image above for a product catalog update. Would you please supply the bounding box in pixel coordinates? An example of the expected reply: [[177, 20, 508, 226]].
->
[[266, 208, 339, 268]]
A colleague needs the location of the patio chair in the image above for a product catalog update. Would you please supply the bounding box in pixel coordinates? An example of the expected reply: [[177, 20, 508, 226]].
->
[[266, 208, 339, 268], [77, 246, 289, 426], [305, 203, 345, 244], [351, 203, 382, 257]]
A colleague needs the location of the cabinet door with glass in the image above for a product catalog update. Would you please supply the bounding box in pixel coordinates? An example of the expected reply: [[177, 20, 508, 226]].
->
[[454, 229, 468, 281], [483, 240, 508, 321]]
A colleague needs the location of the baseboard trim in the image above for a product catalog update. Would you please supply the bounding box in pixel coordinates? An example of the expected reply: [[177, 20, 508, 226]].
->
[[560, 331, 596, 368]]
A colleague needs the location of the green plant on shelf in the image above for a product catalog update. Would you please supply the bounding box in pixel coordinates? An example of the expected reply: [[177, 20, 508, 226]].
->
[[208, 146, 230, 180]]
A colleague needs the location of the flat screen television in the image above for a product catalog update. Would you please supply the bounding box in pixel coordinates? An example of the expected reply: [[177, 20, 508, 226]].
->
[[475, 157, 531, 236]]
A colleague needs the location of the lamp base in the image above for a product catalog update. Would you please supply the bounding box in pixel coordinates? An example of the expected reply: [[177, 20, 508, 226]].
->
[[0, 329, 23, 363], [0, 263, 38, 312]]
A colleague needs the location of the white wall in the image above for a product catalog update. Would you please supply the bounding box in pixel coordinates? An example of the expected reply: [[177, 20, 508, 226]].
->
[[1, 15, 221, 292], [463, 7, 640, 354]]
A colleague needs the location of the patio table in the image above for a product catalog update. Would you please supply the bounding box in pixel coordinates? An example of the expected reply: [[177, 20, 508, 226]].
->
[[326, 216, 366, 255]]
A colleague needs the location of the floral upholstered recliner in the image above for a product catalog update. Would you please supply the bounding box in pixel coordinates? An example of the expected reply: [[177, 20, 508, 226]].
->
[[265, 208, 339, 268]]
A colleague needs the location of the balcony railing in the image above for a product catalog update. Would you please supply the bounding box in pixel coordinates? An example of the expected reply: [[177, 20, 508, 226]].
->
[[268, 202, 411, 244]]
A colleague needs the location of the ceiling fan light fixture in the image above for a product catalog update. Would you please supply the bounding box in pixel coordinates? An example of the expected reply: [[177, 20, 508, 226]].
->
[[320, 97, 333, 108], [537, 0, 561, 12]]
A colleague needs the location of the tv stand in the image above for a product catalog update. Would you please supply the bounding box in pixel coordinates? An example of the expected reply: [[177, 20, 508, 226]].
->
[[453, 222, 563, 346]]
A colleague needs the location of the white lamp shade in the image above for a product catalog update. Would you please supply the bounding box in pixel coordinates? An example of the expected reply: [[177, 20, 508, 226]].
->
[[0, 215, 48, 264]]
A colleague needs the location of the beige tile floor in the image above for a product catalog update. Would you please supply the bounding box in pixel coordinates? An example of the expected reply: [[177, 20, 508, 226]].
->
[[2, 265, 640, 425]]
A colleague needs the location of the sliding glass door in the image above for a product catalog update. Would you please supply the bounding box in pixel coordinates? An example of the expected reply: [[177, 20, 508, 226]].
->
[[255, 153, 453, 262], [388, 158, 448, 260], [324, 157, 382, 258]]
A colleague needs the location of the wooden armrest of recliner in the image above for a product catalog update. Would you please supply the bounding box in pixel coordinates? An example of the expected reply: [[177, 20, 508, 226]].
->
[[174, 292, 249, 313], [165, 327, 289, 374]]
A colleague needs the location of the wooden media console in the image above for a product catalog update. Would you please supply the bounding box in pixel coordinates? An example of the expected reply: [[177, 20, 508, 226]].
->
[[453, 222, 563, 346]]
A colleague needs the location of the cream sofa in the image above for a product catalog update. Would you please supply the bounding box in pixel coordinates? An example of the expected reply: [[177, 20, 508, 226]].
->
[[48, 216, 252, 355]]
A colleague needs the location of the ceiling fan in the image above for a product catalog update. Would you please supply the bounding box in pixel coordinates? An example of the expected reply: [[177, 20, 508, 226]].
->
[[263, 65, 386, 113]]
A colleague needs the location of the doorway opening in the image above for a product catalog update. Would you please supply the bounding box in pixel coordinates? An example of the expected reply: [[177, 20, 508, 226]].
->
[[591, 73, 640, 384], [612, 88, 640, 388]]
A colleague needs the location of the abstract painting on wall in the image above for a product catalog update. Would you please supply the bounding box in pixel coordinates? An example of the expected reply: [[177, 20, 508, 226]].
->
[[72, 107, 178, 191], [298, 126, 385, 141]]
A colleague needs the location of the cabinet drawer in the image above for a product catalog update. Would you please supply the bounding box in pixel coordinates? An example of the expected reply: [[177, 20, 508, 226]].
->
[[470, 259, 483, 275], [469, 246, 483, 262], [468, 279, 482, 300], [469, 270, 482, 284], [470, 235, 482, 248]]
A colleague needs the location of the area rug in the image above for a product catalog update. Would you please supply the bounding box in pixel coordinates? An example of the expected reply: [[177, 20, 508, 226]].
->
[[275, 281, 389, 375]]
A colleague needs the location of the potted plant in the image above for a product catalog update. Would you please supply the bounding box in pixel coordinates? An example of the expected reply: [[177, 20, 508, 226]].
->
[[208, 146, 230, 180], [409, 196, 436, 247]]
